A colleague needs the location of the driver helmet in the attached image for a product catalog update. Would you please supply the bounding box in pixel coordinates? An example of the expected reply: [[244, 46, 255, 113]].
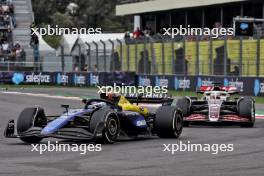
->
[[210, 92, 221, 99], [100, 92, 120, 102]]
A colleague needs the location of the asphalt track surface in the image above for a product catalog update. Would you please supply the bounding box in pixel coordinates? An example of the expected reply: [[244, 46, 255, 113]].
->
[[0, 88, 264, 176]]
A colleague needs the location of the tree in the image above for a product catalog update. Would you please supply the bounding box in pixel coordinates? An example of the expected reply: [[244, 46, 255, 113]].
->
[[32, 0, 131, 32], [51, 12, 74, 27]]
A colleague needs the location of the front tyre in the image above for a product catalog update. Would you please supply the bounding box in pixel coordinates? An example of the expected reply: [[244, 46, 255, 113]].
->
[[104, 113, 120, 143], [17, 107, 46, 143], [238, 98, 255, 128], [155, 106, 183, 138], [90, 108, 120, 144]]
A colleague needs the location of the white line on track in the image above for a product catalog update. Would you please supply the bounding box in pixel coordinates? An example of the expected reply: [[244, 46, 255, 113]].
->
[[0, 91, 82, 100]]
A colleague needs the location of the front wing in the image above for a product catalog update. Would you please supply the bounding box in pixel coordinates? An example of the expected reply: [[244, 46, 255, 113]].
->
[[4, 119, 105, 141], [184, 114, 251, 123]]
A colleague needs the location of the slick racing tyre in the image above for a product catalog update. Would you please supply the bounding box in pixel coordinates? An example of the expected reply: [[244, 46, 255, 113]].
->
[[176, 97, 191, 127], [238, 98, 255, 128], [155, 106, 183, 138], [90, 107, 120, 144], [17, 107, 46, 143]]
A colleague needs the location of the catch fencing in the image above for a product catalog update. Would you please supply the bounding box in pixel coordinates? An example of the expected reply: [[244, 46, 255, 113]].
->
[[2, 34, 264, 77]]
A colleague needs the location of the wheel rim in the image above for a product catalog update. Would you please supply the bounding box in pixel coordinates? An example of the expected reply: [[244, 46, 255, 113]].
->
[[173, 111, 183, 133], [175, 114, 183, 131], [104, 114, 119, 143], [107, 118, 118, 136]]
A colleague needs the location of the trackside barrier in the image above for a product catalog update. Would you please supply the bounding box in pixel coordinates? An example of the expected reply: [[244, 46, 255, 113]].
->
[[1, 72, 264, 96]]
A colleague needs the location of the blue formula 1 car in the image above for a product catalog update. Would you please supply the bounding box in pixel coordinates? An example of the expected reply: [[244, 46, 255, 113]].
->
[[4, 96, 183, 144]]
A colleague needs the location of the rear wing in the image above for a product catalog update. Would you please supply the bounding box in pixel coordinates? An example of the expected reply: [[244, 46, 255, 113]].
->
[[197, 86, 239, 94], [124, 94, 173, 104]]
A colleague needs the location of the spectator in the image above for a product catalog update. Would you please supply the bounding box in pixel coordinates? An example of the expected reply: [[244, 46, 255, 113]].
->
[[2, 40, 9, 54], [83, 64, 88, 71], [33, 46, 39, 63], [94, 64, 98, 72], [20, 49, 26, 62], [124, 31, 130, 39], [231, 66, 240, 76], [0, 0, 19, 62], [142, 26, 154, 37], [0, 45, 3, 58], [30, 33, 39, 48], [9, 47, 16, 61], [2, 4, 9, 13], [14, 42, 20, 49], [133, 27, 142, 38], [143, 27, 150, 37], [3, 14, 10, 27], [74, 64, 79, 72]]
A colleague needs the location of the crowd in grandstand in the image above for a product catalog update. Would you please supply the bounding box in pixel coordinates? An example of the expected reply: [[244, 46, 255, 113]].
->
[[129, 27, 155, 38], [0, 0, 25, 63], [125, 21, 264, 42]]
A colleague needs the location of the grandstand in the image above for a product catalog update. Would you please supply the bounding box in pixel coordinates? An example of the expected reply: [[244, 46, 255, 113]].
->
[[115, 0, 264, 76], [0, 0, 34, 71], [116, 0, 264, 30], [0, 0, 22, 67]]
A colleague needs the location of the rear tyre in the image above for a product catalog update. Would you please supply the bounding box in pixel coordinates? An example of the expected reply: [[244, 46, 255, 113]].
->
[[238, 98, 255, 128], [17, 107, 46, 143], [155, 106, 183, 138], [90, 107, 120, 144], [176, 97, 190, 116], [176, 97, 191, 127]]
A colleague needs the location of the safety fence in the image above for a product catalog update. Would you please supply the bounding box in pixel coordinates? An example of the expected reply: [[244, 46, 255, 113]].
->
[[117, 36, 264, 77], [63, 35, 264, 76], [4, 35, 264, 77]]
